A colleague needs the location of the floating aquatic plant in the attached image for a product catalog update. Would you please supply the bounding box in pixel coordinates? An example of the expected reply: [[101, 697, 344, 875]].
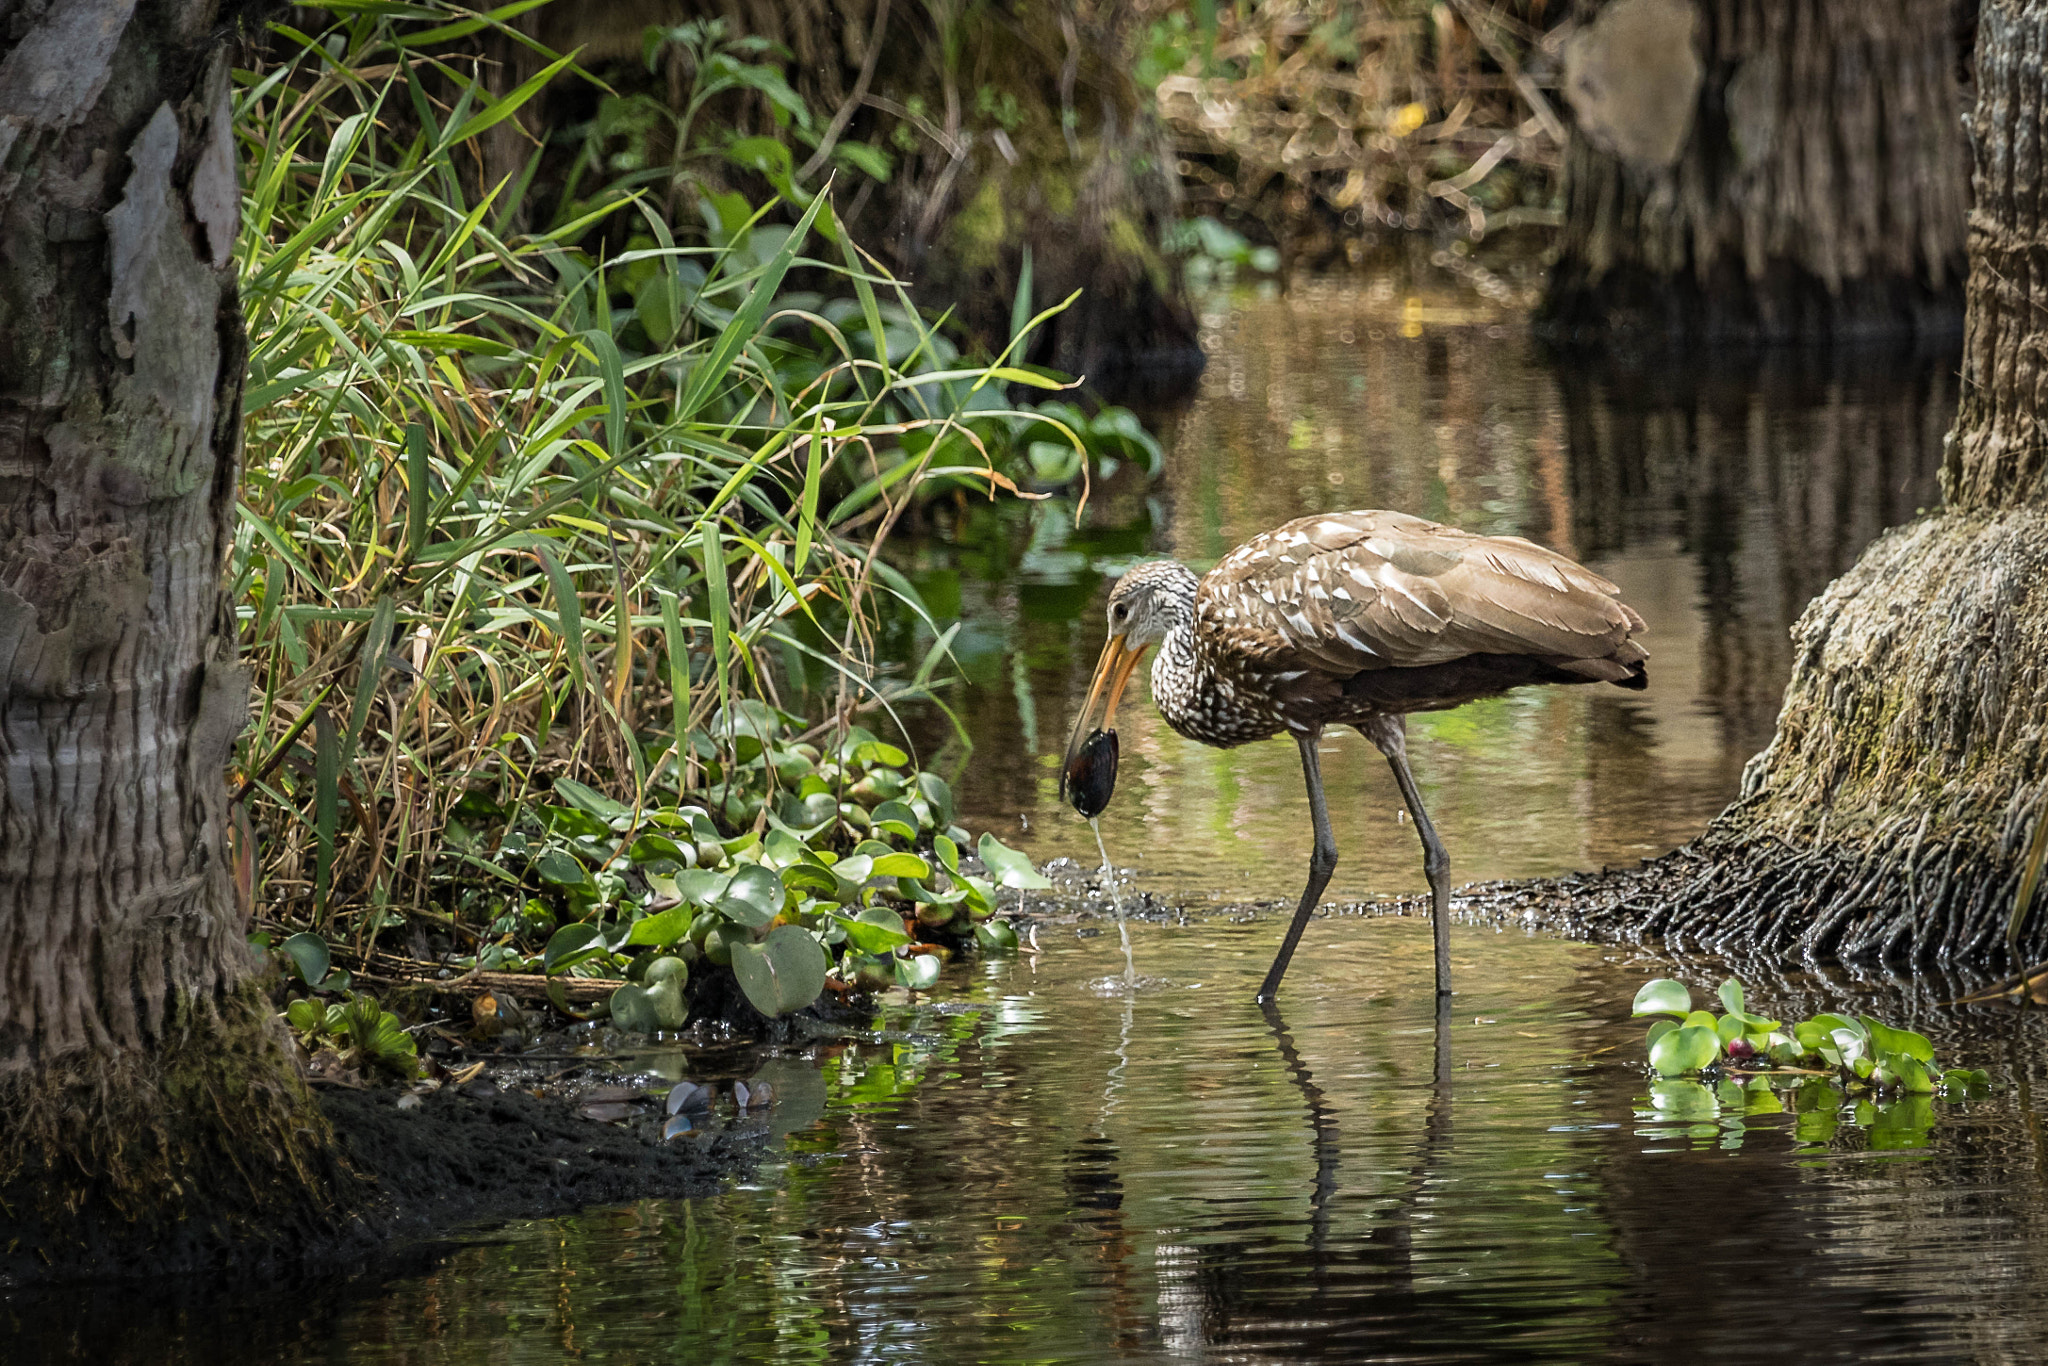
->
[[1632, 977, 1991, 1094], [1629, 977, 1993, 1152]]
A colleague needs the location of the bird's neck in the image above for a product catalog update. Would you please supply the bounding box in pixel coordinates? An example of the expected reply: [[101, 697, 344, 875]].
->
[[1149, 600, 1290, 748], [1150, 623, 1200, 717]]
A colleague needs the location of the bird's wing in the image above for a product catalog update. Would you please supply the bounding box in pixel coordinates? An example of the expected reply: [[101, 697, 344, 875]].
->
[[1196, 510, 1644, 673]]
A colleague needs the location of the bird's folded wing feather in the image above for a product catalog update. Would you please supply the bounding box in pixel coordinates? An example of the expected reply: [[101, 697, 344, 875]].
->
[[1197, 510, 1643, 672]]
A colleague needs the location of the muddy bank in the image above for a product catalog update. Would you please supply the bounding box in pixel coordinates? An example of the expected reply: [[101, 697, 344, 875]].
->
[[0, 1056, 761, 1282], [317, 1078, 757, 1243], [0, 1056, 768, 1357]]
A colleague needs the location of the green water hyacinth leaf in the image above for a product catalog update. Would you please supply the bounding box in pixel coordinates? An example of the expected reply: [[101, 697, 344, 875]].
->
[[1645, 1018, 1677, 1050], [281, 932, 331, 988], [932, 833, 961, 875], [917, 773, 955, 828], [979, 833, 1052, 889], [830, 854, 873, 898], [543, 922, 606, 974], [609, 974, 688, 1033], [730, 925, 828, 1017], [852, 739, 909, 768], [974, 920, 1020, 952], [1862, 1016, 1934, 1064], [868, 851, 930, 879], [780, 863, 841, 897], [625, 904, 693, 948], [718, 864, 785, 927], [1812, 1013, 1863, 1042], [545, 804, 610, 838], [535, 848, 593, 892], [870, 800, 920, 840], [1632, 979, 1692, 1017], [628, 832, 691, 865], [1682, 1009, 1719, 1032], [834, 906, 911, 954], [1717, 977, 1745, 1015], [1891, 1054, 1936, 1094], [1650, 1023, 1721, 1077], [672, 868, 730, 905], [894, 952, 941, 991]]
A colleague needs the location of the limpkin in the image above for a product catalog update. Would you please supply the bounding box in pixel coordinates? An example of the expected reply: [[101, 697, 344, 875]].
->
[[1062, 510, 1648, 1003]]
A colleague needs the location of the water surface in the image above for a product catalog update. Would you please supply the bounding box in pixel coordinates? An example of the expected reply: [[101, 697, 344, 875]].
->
[[155, 919, 2048, 1364]]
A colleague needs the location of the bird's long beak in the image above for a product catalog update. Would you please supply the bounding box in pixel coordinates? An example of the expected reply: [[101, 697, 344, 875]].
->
[[1062, 633, 1148, 796]]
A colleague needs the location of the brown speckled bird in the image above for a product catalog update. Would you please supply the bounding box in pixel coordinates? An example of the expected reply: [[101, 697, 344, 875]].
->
[[1063, 510, 1648, 1003]]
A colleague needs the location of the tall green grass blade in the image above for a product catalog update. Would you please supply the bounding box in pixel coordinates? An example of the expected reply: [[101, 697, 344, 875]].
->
[[445, 48, 577, 146], [404, 422, 430, 558], [1008, 242, 1034, 345], [340, 594, 397, 771], [584, 327, 628, 458], [676, 189, 827, 421], [314, 707, 339, 918], [793, 406, 824, 575], [658, 586, 690, 777], [397, 0, 553, 46], [532, 540, 586, 690], [699, 517, 733, 735]]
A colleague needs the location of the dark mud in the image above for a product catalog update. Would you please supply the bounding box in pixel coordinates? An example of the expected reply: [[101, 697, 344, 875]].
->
[[0, 1059, 765, 1360], [318, 1078, 756, 1241], [0, 1048, 765, 1343]]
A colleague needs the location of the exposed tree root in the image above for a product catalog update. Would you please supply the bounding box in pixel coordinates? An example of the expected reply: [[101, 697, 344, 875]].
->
[[1449, 825, 2047, 974]]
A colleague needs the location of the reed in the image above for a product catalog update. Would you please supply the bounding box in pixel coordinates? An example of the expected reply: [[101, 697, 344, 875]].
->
[[231, 3, 1079, 971]]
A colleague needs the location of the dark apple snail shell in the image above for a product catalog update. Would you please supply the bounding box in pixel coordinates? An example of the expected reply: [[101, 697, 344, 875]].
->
[[1062, 727, 1119, 818]]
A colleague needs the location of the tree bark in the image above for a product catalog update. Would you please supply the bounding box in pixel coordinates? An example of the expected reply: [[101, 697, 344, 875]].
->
[[0, 0, 345, 1278], [1540, 0, 1969, 344], [1560, 0, 2048, 968]]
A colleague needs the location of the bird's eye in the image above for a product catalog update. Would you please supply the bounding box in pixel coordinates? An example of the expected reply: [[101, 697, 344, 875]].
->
[[1111, 603, 1128, 622]]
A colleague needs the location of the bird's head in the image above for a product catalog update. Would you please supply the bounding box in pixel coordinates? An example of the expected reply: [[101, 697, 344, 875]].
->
[[1062, 561, 1197, 804], [1102, 559, 1198, 649]]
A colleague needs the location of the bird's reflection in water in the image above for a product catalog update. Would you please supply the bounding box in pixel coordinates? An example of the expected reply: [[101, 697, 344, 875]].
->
[[1164, 998, 1462, 1361]]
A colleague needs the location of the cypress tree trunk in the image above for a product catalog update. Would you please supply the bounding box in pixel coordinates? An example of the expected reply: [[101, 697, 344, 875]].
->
[[0, 0, 346, 1278], [1540, 0, 1969, 344], [1544, 0, 2048, 967]]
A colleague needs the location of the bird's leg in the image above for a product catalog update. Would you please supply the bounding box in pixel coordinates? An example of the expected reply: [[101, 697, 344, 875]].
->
[[1256, 730, 1337, 1004], [1363, 715, 1452, 997]]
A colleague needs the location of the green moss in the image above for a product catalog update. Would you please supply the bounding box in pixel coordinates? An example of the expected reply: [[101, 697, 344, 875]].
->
[[1041, 168, 1077, 218], [1106, 211, 1171, 296], [0, 980, 351, 1281], [951, 179, 1010, 274]]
